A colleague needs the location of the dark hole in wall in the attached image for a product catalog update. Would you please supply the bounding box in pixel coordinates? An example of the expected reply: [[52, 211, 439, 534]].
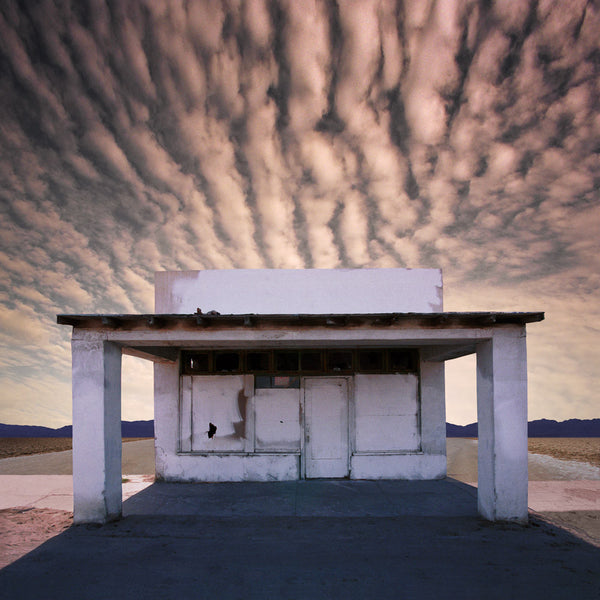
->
[[208, 423, 217, 438]]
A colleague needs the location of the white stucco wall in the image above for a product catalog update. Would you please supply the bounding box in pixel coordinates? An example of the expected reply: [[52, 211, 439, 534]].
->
[[159, 367, 447, 482], [155, 268, 443, 314], [350, 454, 447, 480]]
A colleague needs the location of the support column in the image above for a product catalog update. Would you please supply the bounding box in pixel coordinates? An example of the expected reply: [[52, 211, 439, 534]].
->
[[72, 337, 122, 524], [419, 359, 447, 477], [154, 361, 180, 480], [476, 326, 528, 522]]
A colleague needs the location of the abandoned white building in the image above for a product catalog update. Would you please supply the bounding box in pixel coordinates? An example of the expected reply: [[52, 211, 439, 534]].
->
[[58, 269, 543, 525]]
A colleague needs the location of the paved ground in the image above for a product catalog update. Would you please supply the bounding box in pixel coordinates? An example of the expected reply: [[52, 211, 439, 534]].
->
[[1, 478, 599, 599], [0, 440, 598, 599]]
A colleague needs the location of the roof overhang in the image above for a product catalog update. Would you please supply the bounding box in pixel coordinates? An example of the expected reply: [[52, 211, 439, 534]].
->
[[57, 311, 544, 329], [57, 312, 544, 363]]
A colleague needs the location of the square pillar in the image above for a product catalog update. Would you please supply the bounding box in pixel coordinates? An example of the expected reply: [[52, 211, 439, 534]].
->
[[72, 338, 122, 524], [153, 361, 179, 480], [419, 359, 447, 476], [476, 327, 528, 522]]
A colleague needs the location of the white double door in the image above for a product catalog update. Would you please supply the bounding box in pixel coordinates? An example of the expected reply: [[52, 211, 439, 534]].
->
[[303, 377, 349, 479]]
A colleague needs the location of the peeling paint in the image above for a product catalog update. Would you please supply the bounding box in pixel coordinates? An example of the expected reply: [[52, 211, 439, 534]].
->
[[190, 376, 246, 451]]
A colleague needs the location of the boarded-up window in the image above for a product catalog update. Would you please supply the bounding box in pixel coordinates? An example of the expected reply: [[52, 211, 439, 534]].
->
[[354, 374, 420, 452], [254, 388, 301, 452], [183, 375, 247, 452]]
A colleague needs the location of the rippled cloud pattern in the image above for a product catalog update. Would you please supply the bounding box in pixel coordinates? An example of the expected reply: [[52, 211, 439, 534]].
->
[[0, 0, 598, 426]]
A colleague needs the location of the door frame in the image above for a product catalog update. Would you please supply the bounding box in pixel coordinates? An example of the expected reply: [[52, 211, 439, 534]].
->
[[301, 376, 352, 479]]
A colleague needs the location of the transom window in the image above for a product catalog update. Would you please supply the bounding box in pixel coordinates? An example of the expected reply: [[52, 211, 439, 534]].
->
[[181, 348, 418, 375]]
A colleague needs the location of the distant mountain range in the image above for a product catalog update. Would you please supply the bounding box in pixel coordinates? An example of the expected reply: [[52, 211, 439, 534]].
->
[[447, 418, 600, 437], [0, 418, 598, 438], [0, 420, 155, 438]]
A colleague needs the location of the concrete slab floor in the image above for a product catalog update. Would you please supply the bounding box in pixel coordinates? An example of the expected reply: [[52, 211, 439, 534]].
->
[[122, 479, 479, 518], [2, 475, 598, 515]]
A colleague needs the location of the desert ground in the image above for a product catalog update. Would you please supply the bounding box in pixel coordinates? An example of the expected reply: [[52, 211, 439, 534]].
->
[[0, 437, 148, 459], [528, 437, 600, 468], [2, 436, 598, 464], [0, 507, 73, 569]]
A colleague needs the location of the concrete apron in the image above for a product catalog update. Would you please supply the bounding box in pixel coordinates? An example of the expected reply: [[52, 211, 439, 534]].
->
[[1, 476, 599, 516], [0, 475, 154, 512], [1, 439, 598, 516]]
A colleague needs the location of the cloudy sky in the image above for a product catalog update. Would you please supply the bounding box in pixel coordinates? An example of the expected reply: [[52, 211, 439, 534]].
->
[[0, 0, 598, 428]]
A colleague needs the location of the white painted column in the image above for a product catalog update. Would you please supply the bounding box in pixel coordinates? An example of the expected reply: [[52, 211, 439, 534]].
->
[[476, 326, 528, 522], [72, 338, 122, 524], [154, 361, 180, 480], [419, 360, 447, 477]]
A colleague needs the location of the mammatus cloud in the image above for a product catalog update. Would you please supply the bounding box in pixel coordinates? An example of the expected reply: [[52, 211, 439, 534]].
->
[[0, 0, 598, 426]]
